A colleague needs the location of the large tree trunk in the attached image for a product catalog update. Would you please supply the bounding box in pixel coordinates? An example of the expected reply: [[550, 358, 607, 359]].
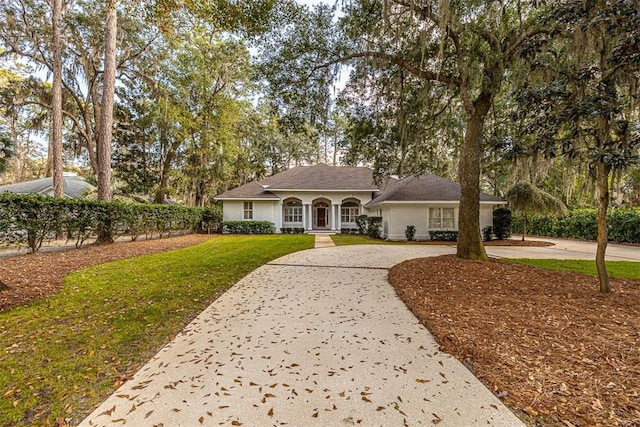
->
[[51, 0, 64, 198], [96, 0, 117, 243], [595, 162, 611, 293], [456, 100, 489, 260]]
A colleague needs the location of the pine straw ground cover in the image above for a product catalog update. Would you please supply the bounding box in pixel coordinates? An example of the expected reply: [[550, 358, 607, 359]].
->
[[389, 255, 640, 427]]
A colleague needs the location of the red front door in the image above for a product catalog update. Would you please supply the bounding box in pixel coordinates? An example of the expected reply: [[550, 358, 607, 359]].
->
[[317, 208, 326, 227]]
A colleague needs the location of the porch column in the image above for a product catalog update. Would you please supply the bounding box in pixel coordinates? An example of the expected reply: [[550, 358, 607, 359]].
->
[[278, 200, 283, 232], [331, 203, 339, 231], [304, 204, 312, 230]]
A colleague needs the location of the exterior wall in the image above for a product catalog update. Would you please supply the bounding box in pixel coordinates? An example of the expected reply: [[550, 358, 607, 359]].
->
[[222, 200, 278, 224], [479, 205, 495, 231]]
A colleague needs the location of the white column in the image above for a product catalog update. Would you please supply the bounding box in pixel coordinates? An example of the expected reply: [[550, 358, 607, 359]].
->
[[304, 204, 312, 230], [331, 204, 338, 231], [278, 201, 283, 232]]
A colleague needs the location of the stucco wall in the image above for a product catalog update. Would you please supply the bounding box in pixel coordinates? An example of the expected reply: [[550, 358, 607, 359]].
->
[[479, 205, 495, 231], [222, 200, 278, 224]]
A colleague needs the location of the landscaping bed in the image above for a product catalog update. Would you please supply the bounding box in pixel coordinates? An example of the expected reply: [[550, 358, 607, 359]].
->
[[389, 255, 640, 426]]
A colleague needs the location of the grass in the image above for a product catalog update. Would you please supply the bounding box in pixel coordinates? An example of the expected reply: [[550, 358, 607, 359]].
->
[[0, 234, 314, 426], [506, 259, 640, 280]]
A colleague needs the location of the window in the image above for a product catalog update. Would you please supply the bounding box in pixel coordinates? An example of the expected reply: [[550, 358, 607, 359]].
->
[[341, 201, 360, 224], [283, 199, 303, 223], [243, 201, 253, 220], [429, 207, 455, 229]]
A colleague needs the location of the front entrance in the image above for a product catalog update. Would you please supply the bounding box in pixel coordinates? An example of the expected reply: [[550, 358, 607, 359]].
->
[[317, 207, 327, 227], [313, 201, 330, 229]]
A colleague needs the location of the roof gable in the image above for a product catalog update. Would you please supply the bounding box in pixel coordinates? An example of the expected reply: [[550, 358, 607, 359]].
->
[[366, 174, 504, 206]]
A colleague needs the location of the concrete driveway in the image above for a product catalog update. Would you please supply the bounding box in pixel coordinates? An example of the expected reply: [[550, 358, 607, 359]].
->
[[80, 244, 523, 427], [80, 237, 637, 427]]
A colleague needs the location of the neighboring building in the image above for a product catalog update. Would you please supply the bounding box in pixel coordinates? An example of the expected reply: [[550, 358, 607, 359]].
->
[[0, 172, 94, 198], [215, 164, 506, 240]]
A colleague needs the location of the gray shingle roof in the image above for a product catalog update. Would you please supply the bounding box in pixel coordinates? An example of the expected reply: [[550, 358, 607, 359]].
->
[[215, 164, 377, 199], [0, 175, 94, 198], [366, 174, 504, 206]]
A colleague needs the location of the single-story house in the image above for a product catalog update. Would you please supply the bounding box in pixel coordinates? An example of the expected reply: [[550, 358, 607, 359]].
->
[[214, 163, 506, 240], [0, 172, 94, 198]]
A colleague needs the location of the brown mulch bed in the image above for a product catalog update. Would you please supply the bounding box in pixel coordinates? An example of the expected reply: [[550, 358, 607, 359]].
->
[[0, 234, 214, 312], [389, 255, 640, 427]]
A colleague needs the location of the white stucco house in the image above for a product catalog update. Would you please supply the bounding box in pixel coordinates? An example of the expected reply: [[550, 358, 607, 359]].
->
[[214, 164, 506, 240]]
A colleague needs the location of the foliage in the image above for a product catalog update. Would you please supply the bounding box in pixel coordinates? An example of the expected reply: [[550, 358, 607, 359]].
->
[[506, 183, 568, 218], [199, 205, 223, 234], [429, 231, 458, 241], [0, 193, 204, 251], [355, 214, 368, 235], [366, 216, 383, 239], [493, 207, 512, 240], [482, 226, 494, 242], [405, 225, 416, 241], [507, 259, 640, 280], [221, 220, 275, 234], [512, 208, 640, 243], [0, 234, 315, 425], [280, 227, 305, 234], [340, 228, 359, 234]]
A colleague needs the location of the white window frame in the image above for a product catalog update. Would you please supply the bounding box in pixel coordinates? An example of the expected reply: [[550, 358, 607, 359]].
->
[[340, 202, 360, 224], [429, 207, 455, 229], [243, 201, 253, 220], [283, 199, 303, 223]]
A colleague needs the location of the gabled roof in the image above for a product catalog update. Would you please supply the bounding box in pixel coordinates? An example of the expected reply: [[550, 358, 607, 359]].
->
[[365, 174, 504, 207], [215, 164, 377, 199], [0, 175, 94, 198]]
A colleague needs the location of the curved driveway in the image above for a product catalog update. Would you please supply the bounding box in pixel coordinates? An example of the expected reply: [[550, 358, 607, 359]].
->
[[82, 238, 638, 426]]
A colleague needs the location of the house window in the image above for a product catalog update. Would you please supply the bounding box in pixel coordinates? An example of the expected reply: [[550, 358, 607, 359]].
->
[[243, 201, 253, 220], [283, 199, 303, 223], [341, 201, 360, 224], [429, 207, 455, 229]]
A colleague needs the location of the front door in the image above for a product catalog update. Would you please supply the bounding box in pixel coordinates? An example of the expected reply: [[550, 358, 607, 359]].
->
[[317, 208, 326, 227]]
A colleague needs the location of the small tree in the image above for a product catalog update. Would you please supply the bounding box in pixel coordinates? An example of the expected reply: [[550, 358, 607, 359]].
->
[[506, 183, 568, 241]]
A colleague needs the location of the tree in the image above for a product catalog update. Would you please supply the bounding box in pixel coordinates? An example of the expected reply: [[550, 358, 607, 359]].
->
[[505, 182, 568, 241], [303, 0, 551, 260], [96, 0, 117, 204], [50, 0, 64, 197], [513, 0, 640, 292]]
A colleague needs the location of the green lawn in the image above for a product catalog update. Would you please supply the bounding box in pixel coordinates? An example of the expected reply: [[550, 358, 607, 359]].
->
[[507, 259, 640, 280], [0, 234, 314, 427]]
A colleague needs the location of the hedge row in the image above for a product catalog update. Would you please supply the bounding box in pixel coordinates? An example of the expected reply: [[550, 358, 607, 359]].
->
[[221, 220, 275, 234], [512, 208, 640, 243], [0, 193, 220, 252]]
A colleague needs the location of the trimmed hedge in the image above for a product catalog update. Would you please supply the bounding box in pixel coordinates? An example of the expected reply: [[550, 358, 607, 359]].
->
[[340, 228, 359, 234], [430, 230, 458, 241], [512, 208, 640, 243], [0, 193, 206, 252], [280, 227, 305, 234], [493, 207, 512, 239], [222, 220, 275, 234]]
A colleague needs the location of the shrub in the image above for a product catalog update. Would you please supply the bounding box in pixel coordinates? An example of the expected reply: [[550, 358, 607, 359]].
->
[[355, 215, 368, 234], [482, 226, 494, 241], [340, 228, 358, 234], [366, 216, 383, 238], [222, 220, 275, 234], [493, 207, 512, 239], [199, 205, 222, 234], [0, 193, 204, 251], [405, 225, 416, 241], [430, 230, 458, 241]]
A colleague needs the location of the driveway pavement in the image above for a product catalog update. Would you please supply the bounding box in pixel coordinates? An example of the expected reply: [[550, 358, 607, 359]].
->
[[80, 244, 522, 427], [80, 237, 638, 427]]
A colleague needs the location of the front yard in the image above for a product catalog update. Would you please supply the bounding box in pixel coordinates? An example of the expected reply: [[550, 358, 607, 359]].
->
[[0, 234, 314, 426]]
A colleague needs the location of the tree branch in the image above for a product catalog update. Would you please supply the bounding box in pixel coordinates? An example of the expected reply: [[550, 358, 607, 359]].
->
[[315, 51, 460, 86]]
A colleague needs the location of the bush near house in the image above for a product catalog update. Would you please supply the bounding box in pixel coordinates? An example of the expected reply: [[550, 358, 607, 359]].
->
[[405, 225, 416, 241], [340, 228, 359, 234], [222, 220, 275, 234], [482, 226, 494, 241], [512, 208, 640, 243], [493, 207, 512, 239], [280, 227, 305, 234], [0, 193, 206, 252], [366, 216, 383, 238], [429, 230, 458, 241]]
